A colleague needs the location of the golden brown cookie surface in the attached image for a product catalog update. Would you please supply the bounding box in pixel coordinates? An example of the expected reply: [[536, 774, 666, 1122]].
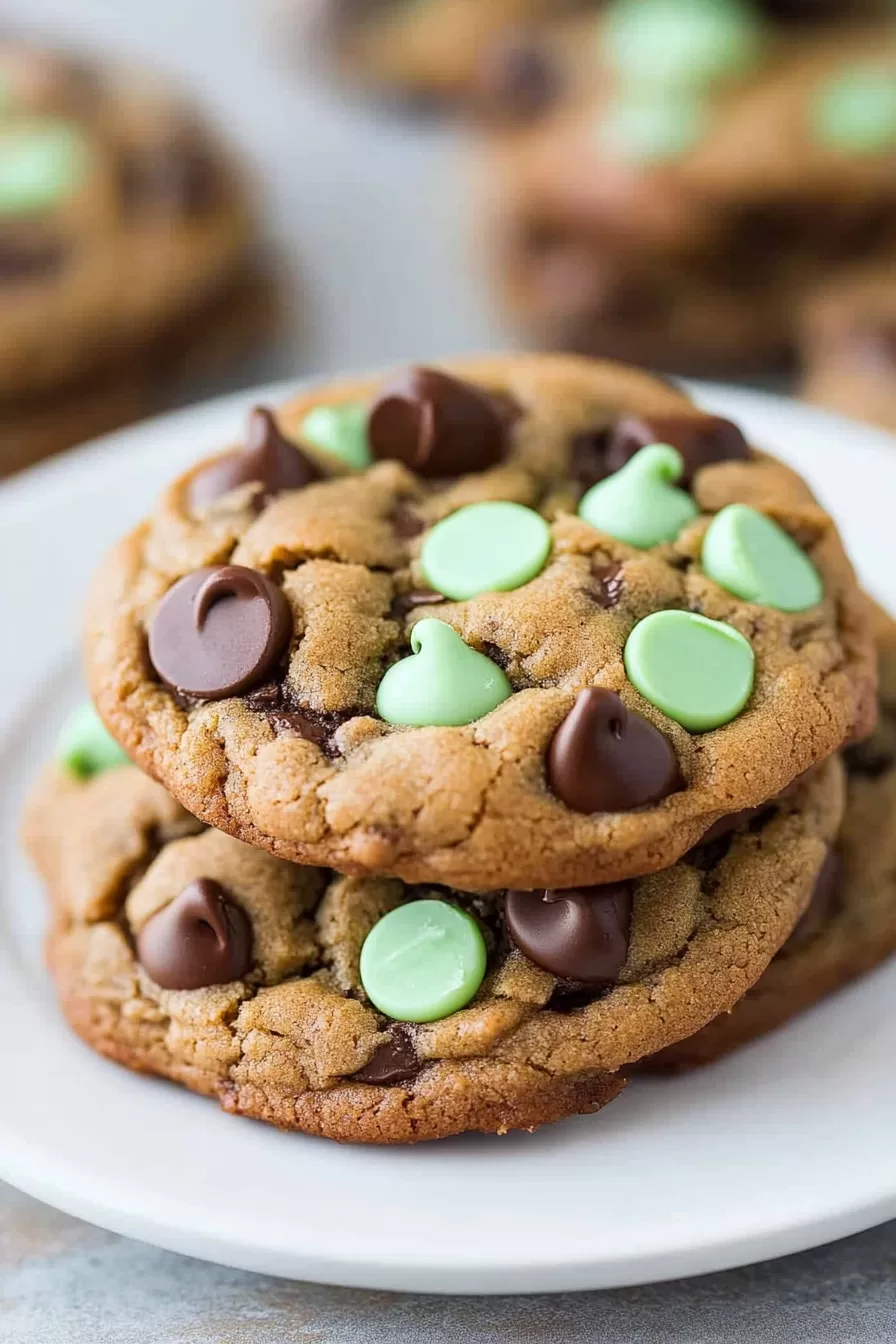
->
[[85, 354, 874, 889], [27, 739, 842, 1142], [648, 604, 896, 1070]]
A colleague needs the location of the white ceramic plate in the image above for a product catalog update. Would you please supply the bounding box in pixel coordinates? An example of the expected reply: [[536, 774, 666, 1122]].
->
[[2, 382, 896, 1295]]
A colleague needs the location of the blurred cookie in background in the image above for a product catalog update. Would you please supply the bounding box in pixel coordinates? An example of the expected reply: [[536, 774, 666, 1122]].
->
[[0, 38, 277, 475], [478, 1, 896, 374], [800, 264, 896, 435], [288, 0, 605, 110]]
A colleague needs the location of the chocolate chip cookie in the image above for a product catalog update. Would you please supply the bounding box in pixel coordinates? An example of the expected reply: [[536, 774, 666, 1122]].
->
[[0, 37, 261, 470], [482, 10, 896, 372], [27, 698, 843, 1142], [84, 354, 875, 890], [648, 604, 896, 1070]]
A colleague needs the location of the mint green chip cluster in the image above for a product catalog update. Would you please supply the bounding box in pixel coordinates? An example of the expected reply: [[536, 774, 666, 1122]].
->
[[811, 65, 896, 155], [57, 702, 129, 779], [579, 444, 698, 548], [597, 0, 763, 163], [298, 402, 372, 470], [376, 619, 512, 727], [359, 899, 487, 1023], [0, 120, 90, 217]]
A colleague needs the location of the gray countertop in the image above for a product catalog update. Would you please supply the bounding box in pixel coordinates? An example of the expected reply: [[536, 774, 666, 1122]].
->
[[2, 1181, 895, 1343]]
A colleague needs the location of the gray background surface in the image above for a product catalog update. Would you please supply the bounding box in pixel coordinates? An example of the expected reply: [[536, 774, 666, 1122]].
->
[[2, 1, 893, 1338]]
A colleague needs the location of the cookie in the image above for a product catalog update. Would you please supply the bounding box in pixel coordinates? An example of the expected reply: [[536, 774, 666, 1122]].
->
[[482, 13, 896, 372], [0, 38, 256, 424], [26, 705, 843, 1143], [84, 353, 875, 890], [647, 603, 896, 1070], [2, 260, 280, 478], [800, 261, 896, 435]]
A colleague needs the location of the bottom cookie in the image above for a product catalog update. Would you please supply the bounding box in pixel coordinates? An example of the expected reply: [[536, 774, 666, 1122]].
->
[[647, 606, 896, 1072], [1, 260, 280, 478], [24, 699, 842, 1143]]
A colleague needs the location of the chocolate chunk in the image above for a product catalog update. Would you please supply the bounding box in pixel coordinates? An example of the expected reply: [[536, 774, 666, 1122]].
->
[[367, 367, 511, 477], [189, 407, 322, 509], [353, 1024, 420, 1085], [505, 883, 633, 986], [547, 688, 681, 813], [148, 564, 292, 700], [782, 849, 843, 955], [590, 561, 625, 609], [389, 588, 444, 621], [0, 235, 67, 283], [119, 141, 220, 217], [476, 34, 561, 122], [135, 877, 253, 990], [605, 414, 750, 485]]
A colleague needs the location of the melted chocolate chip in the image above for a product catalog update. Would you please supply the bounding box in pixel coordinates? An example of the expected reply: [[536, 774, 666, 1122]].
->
[[476, 34, 561, 122], [589, 561, 625, 609], [136, 878, 253, 990], [388, 589, 444, 621], [505, 883, 633, 985], [0, 235, 68, 283], [244, 682, 348, 758], [605, 414, 750, 485], [353, 1024, 420, 1085], [119, 141, 220, 217], [148, 565, 292, 700], [782, 849, 843, 955], [367, 367, 511, 477], [547, 688, 681, 814], [189, 407, 322, 510]]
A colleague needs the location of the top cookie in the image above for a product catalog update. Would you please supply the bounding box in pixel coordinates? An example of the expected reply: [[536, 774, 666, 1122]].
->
[[85, 353, 876, 890], [0, 37, 253, 402]]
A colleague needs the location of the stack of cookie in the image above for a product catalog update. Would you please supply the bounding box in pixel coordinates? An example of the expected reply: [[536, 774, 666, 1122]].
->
[[0, 37, 271, 476], [478, 0, 896, 376], [26, 353, 892, 1143]]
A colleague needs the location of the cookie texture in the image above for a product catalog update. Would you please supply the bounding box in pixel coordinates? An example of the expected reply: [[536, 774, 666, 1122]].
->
[[26, 747, 843, 1143], [483, 20, 896, 372], [0, 37, 258, 465], [85, 354, 874, 889], [648, 604, 896, 1070]]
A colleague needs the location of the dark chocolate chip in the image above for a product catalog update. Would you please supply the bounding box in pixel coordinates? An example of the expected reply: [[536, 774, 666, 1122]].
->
[[189, 406, 322, 509], [475, 34, 561, 122], [388, 588, 444, 621], [119, 141, 220, 217], [547, 688, 681, 814], [0, 235, 68, 283], [605, 414, 750, 485], [782, 848, 843, 955], [505, 883, 633, 986], [148, 564, 292, 700], [353, 1024, 420, 1085], [589, 561, 624, 609], [367, 367, 511, 477], [244, 682, 349, 758], [136, 877, 253, 990]]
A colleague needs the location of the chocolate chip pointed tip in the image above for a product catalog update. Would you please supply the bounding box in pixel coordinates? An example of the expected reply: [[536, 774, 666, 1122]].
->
[[189, 406, 322, 509], [135, 877, 253, 990], [547, 687, 681, 814]]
